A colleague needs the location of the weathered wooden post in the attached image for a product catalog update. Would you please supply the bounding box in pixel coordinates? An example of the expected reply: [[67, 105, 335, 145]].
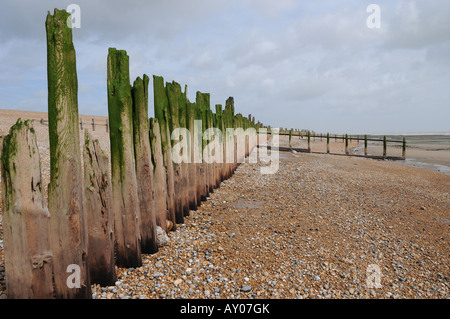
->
[[92, 118, 95, 131], [178, 84, 190, 217], [83, 130, 116, 286], [46, 9, 91, 298], [307, 131, 311, 152], [289, 129, 293, 148], [364, 135, 368, 156], [80, 117, 83, 130], [105, 118, 109, 132], [165, 80, 186, 223], [1, 119, 54, 299], [167, 81, 190, 219], [402, 137, 406, 159], [326, 132, 330, 154], [383, 136, 387, 157], [186, 101, 198, 210], [225, 97, 236, 175], [194, 97, 205, 203], [166, 81, 183, 223], [132, 74, 158, 254], [196, 91, 210, 200], [215, 104, 225, 184], [107, 48, 141, 267], [207, 109, 215, 193], [345, 134, 349, 155], [153, 75, 177, 230], [149, 118, 170, 232], [223, 101, 231, 180]]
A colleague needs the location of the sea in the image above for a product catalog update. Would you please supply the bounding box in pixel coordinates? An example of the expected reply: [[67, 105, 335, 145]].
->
[[354, 133, 450, 176]]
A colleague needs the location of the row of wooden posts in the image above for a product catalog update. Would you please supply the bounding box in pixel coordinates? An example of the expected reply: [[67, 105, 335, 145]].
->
[[0, 9, 262, 299], [283, 130, 407, 159]]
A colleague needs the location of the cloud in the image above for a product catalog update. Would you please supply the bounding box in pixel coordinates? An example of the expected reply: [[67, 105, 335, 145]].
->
[[0, 1, 449, 133]]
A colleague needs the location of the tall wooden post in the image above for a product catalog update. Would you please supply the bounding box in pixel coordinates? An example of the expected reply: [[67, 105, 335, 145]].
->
[[1, 120, 54, 299], [186, 101, 198, 210], [46, 9, 91, 298], [196, 91, 210, 201], [307, 131, 311, 152], [402, 137, 406, 159], [383, 136, 387, 157], [153, 75, 177, 230], [326, 132, 330, 154], [194, 98, 205, 203], [364, 135, 368, 156], [178, 84, 190, 217], [215, 104, 225, 184], [167, 81, 190, 221], [107, 48, 141, 268], [149, 118, 169, 232], [132, 75, 158, 254], [83, 130, 116, 286], [207, 109, 215, 193], [289, 129, 293, 148], [345, 134, 349, 155]]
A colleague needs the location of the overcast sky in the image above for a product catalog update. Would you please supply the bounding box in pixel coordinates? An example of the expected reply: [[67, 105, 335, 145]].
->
[[0, 0, 449, 134]]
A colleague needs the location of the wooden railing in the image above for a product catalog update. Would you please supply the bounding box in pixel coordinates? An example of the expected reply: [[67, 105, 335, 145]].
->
[[40, 117, 109, 132]]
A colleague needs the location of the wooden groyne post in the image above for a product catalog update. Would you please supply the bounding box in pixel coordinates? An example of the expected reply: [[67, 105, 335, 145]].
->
[[326, 132, 330, 154], [132, 74, 158, 254], [46, 9, 91, 298], [364, 135, 368, 156], [83, 131, 116, 286], [149, 118, 170, 232], [153, 75, 177, 230], [107, 48, 142, 267], [1, 120, 54, 299]]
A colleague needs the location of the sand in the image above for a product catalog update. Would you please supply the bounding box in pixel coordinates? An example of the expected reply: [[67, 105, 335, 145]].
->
[[0, 109, 449, 299]]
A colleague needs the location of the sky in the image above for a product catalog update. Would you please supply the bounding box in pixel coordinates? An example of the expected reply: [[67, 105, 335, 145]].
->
[[0, 0, 449, 134]]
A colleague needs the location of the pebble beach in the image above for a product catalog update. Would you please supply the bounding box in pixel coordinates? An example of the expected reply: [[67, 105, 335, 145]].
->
[[0, 110, 449, 299]]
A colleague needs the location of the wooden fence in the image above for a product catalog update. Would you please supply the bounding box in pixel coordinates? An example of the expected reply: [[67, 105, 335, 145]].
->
[[261, 130, 407, 160], [39, 117, 109, 132]]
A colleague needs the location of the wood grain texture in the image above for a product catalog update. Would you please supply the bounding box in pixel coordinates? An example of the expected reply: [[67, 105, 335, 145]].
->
[[132, 75, 158, 254], [153, 75, 177, 231], [1, 120, 54, 299], [83, 130, 117, 286], [46, 9, 91, 299], [149, 118, 168, 231], [107, 48, 141, 267]]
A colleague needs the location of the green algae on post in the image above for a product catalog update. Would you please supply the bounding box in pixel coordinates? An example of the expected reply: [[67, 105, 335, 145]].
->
[[153, 75, 177, 230], [132, 74, 158, 254], [46, 9, 91, 299], [1, 119, 53, 299], [107, 48, 142, 267], [149, 118, 169, 232]]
